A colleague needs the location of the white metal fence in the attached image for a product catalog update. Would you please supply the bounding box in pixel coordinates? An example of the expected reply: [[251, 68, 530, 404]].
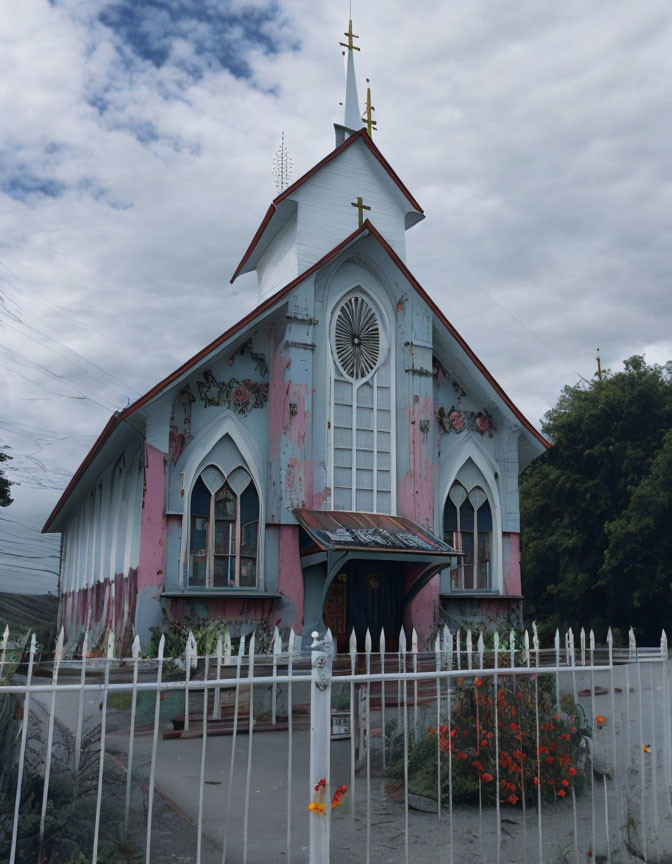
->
[[0, 623, 670, 863]]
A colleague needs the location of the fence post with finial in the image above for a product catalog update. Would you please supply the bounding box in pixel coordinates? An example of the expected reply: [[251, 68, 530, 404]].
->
[[309, 630, 332, 864]]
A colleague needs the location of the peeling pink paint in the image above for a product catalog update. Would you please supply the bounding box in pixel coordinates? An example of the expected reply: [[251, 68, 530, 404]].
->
[[138, 444, 168, 591], [268, 331, 290, 466], [399, 395, 436, 530], [278, 524, 303, 633], [503, 532, 522, 595], [58, 568, 138, 653], [402, 564, 440, 649]]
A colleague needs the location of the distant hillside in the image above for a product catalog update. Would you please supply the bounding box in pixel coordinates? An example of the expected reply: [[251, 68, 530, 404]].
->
[[0, 592, 58, 641]]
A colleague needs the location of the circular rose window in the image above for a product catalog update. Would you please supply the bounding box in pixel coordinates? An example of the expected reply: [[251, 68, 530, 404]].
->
[[333, 295, 381, 380]]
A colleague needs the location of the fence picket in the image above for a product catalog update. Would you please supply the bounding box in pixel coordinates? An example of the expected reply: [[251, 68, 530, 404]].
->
[[196, 652, 210, 864], [0, 623, 8, 680], [272, 625, 281, 726], [213, 634, 223, 720], [380, 627, 386, 773], [9, 633, 36, 864], [365, 628, 372, 864], [243, 632, 256, 864], [222, 635, 245, 864], [39, 627, 64, 844], [74, 630, 88, 775], [92, 631, 114, 864], [145, 633, 165, 864], [434, 633, 441, 820], [349, 627, 357, 820], [124, 633, 141, 833], [286, 628, 295, 864], [399, 626, 409, 864]]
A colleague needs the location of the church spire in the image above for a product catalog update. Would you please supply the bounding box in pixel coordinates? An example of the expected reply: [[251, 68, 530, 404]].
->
[[335, 18, 363, 145]]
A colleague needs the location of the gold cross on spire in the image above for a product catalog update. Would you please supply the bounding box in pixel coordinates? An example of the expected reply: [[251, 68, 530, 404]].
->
[[363, 82, 377, 137], [351, 196, 371, 226], [339, 19, 360, 52]]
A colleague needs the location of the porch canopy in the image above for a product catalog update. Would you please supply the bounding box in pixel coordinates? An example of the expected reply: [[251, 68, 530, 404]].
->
[[294, 508, 461, 558], [294, 509, 462, 610]]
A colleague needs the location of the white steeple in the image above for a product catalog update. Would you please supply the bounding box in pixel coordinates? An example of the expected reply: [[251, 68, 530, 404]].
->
[[335, 19, 363, 145]]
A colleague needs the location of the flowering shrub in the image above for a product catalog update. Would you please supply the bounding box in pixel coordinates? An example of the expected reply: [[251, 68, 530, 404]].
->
[[389, 675, 589, 808]]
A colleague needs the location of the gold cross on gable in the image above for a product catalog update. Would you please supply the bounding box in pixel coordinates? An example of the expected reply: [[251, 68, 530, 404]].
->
[[351, 196, 371, 226], [339, 19, 360, 52]]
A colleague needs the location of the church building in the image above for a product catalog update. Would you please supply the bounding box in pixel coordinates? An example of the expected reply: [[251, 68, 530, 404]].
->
[[44, 21, 549, 652]]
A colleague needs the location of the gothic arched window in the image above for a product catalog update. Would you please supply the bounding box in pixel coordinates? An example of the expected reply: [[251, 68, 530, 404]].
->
[[443, 482, 492, 590], [329, 289, 393, 513], [188, 465, 259, 588]]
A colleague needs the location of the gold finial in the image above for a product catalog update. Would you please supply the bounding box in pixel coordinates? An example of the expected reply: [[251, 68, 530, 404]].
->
[[595, 348, 609, 381], [363, 79, 377, 137], [351, 196, 371, 226], [340, 19, 360, 53]]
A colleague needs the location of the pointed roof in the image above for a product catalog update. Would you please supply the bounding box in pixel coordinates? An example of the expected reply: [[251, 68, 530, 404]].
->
[[230, 128, 424, 283], [342, 39, 361, 133], [43, 218, 549, 534]]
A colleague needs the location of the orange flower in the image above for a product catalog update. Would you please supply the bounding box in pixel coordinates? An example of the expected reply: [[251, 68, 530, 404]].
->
[[561, 779, 569, 787], [557, 789, 566, 797], [457, 677, 464, 686], [309, 802, 326, 814], [533, 777, 539, 786], [474, 677, 484, 687], [596, 715, 607, 727], [569, 767, 577, 776], [507, 794, 519, 805], [546, 756, 554, 764], [480, 773, 494, 783], [331, 785, 348, 808]]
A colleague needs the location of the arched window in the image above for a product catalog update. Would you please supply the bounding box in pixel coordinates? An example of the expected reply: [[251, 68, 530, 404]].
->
[[188, 465, 259, 588], [329, 289, 393, 514], [444, 482, 492, 590]]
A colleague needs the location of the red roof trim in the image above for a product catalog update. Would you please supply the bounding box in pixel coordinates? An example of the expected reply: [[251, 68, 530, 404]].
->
[[230, 129, 423, 283], [363, 222, 551, 451], [42, 222, 371, 533], [44, 217, 548, 532], [230, 203, 276, 283]]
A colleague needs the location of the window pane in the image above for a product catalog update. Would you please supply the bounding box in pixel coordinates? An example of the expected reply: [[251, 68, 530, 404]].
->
[[461, 532, 475, 589], [239, 557, 256, 587], [213, 555, 234, 587], [214, 485, 236, 519], [191, 477, 210, 518], [478, 500, 493, 531], [241, 520, 258, 558], [215, 521, 235, 555], [189, 516, 208, 586], [460, 501, 474, 532], [444, 501, 458, 533]]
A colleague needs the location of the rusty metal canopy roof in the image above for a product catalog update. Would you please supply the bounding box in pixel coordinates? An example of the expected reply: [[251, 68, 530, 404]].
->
[[294, 509, 461, 556]]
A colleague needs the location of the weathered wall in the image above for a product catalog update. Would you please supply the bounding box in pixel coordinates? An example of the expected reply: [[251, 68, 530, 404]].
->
[[58, 569, 138, 653]]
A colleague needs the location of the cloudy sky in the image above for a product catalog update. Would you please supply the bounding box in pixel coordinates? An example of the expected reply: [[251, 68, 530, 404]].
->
[[1, 0, 671, 594]]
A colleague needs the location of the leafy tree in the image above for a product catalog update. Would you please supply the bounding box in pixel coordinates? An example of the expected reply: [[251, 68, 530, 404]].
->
[[0, 449, 12, 507], [520, 356, 672, 643]]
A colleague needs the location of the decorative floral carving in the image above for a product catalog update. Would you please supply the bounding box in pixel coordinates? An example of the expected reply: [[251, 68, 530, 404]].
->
[[228, 338, 268, 377], [197, 370, 269, 415], [437, 405, 496, 438], [433, 357, 466, 397]]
